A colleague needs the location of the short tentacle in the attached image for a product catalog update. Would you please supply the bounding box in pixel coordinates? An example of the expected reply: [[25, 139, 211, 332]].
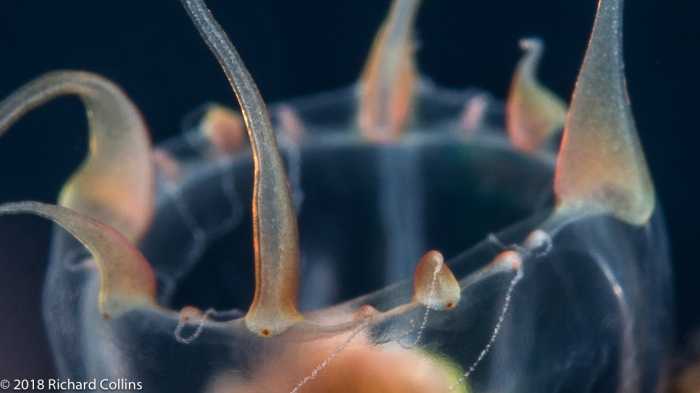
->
[[412, 250, 460, 310]]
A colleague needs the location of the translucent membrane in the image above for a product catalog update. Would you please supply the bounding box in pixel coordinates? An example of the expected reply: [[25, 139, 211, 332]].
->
[[0, 0, 671, 390], [31, 79, 668, 390]]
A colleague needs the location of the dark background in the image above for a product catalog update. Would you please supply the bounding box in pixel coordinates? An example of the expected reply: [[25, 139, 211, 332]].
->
[[0, 0, 697, 380]]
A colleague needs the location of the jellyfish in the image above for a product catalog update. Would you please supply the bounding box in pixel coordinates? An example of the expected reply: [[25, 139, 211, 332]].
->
[[0, 0, 672, 392]]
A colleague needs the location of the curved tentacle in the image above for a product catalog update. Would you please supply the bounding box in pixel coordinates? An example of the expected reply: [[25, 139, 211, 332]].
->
[[0, 71, 154, 241], [506, 38, 567, 153], [0, 201, 157, 318], [181, 0, 303, 336]]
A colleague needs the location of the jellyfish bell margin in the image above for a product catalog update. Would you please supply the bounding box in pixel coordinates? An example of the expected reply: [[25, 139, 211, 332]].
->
[[0, 0, 672, 392]]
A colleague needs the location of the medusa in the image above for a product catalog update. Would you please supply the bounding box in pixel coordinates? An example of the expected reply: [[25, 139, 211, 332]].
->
[[0, 0, 672, 391]]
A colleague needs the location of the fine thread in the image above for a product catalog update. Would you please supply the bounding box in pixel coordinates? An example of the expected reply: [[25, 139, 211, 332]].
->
[[488, 233, 532, 256], [159, 169, 242, 303], [489, 232, 553, 259], [166, 163, 243, 241], [397, 260, 442, 349], [289, 320, 369, 393], [175, 308, 214, 344], [395, 319, 416, 348], [448, 266, 524, 391], [487, 233, 508, 250]]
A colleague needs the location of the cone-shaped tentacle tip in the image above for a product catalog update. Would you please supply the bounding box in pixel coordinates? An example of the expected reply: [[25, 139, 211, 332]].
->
[[553, 0, 654, 225], [353, 304, 381, 321], [181, 0, 303, 337], [413, 250, 461, 310], [0, 71, 154, 241], [0, 202, 157, 319], [506, 38, 567, 153], [491, 250, 523, 271], [359, 0, 421, 143]]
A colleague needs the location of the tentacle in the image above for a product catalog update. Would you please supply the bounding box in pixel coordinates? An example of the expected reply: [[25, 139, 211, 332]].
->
[[181, 0, 303, 336], [0, 201, 157, 319], [0, 71, 153, 241], [553, 0, 654, 225], [358, 0, 421, 143], [412, 250, 460, 310], [506, 38, 567, 152]]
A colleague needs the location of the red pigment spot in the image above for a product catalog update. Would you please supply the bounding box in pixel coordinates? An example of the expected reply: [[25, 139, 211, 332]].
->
[[261, 329, 271, 337], [445, 301, 454, 309], [353, 305, 380, 321]]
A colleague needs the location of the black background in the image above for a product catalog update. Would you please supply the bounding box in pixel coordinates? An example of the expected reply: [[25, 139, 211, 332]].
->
[[0, 0, 697, 380]]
